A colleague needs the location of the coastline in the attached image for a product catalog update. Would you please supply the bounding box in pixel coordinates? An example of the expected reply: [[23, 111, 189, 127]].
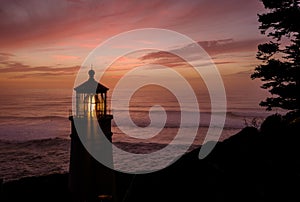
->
[[1, 113, 300, 202]]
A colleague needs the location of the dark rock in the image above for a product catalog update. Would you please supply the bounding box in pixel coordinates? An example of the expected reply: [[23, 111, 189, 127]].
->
[[2, 173, 71, 202], [2, 114, 300, 202]]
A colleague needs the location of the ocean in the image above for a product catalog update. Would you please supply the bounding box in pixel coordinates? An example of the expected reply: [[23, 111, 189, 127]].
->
[[0, 88, 274, 181]]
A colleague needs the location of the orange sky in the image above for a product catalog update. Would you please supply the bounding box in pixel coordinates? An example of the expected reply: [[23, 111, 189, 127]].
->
[[0, 0, 267, 95]]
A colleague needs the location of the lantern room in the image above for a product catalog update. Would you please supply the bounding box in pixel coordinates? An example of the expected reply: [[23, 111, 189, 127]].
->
[[74, 69, 109, 118]]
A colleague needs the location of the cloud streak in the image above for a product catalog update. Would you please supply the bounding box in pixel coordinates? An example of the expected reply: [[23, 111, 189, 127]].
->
[[139, 38, 264, 68], [0, 0, 266, 88], [0, 0, 264, 49], [0, 52, 15, 61], [0, 55, 79, 78]]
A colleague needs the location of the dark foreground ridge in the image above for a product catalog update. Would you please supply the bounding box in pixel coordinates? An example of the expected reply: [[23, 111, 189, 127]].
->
[[1, 113, 300, 202]]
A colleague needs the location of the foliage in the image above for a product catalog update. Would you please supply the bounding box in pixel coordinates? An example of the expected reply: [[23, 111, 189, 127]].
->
[[251, 0, 300, 112], [243, 117, 261, 129]]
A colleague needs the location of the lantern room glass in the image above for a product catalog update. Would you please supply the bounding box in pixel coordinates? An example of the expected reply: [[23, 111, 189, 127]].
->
[[75, 92, 107, 118]]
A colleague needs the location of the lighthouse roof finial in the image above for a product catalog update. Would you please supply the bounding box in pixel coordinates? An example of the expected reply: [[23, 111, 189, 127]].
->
[[74, 64, 109, 93], [88, 64, 95, 78]]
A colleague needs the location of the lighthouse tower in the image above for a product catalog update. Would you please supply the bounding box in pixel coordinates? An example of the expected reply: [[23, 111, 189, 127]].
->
[[69, 69, 114, 202]]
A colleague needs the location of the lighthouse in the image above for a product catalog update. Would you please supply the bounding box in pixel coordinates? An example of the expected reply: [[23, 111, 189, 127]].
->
[[69, 69, 115, 202]]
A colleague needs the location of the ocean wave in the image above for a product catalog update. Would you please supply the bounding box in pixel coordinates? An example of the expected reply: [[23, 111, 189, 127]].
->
[[0, 128, 243, 182], [0, 137, 70, 147], [0, 115, 67, 120], [113, 108, 271, 117], [0, 109, 271, 122], [0, 137, 70, 182]]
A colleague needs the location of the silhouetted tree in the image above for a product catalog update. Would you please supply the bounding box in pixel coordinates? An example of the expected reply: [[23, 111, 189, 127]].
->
[[251, 0, 300, 111]]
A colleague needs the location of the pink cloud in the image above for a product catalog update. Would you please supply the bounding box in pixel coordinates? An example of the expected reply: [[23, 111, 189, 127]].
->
[[140, 38, 266, 61], [53, 55, 79, 60], [0, 58, 79, 78], [0, 52, 15, 61], [0, 0, 264, 49]]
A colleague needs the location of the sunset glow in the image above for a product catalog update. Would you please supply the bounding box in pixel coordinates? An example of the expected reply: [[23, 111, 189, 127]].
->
[[2, 1, 300, 200], [1, 0, 266, 93]]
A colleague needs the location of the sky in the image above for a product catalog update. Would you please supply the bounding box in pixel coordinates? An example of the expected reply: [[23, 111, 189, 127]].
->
[[0, 0, 268, 96]]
